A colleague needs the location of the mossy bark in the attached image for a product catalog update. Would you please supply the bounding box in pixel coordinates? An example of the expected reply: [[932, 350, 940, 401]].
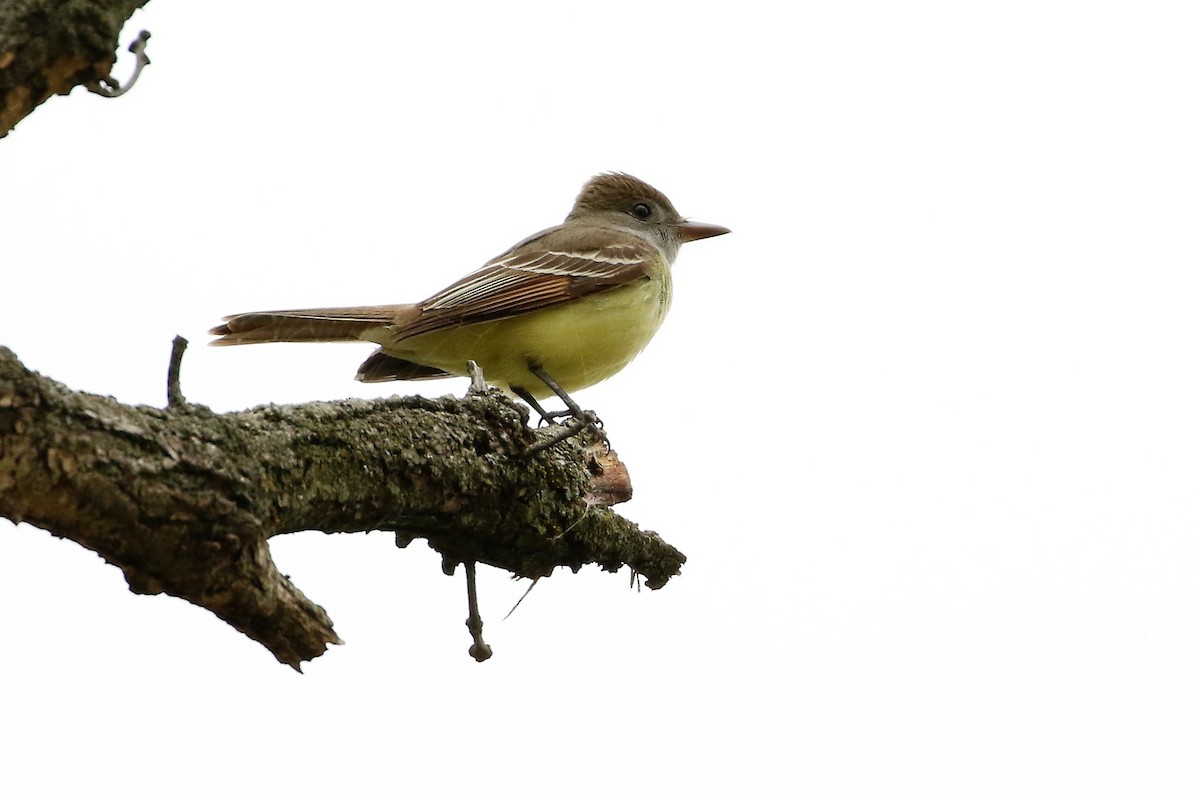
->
[[0, 347, 684, 668]]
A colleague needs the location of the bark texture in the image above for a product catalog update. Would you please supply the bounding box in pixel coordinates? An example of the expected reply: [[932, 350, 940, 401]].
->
[[0, 347, 685, 668], [0, 0, 149, 137]]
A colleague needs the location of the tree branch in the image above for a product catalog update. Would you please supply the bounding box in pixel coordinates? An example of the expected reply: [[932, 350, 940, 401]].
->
[[0, 346, 685, 669], [0, 0, 151, 137]]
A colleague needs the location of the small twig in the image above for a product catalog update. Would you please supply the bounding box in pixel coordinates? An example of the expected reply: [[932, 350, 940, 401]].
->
[[167, 335, 188, 408], [464, 561, 493, 662], [89, 31, 151, 98], [502, 578, 540, 621], [465, 360, 489, 395]]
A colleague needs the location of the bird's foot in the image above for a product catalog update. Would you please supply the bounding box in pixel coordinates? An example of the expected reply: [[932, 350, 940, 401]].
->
[[517, 362, 610, 454], [524, 410, 607, 456]]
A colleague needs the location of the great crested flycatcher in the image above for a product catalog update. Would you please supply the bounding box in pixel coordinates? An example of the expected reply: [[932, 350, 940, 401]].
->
[[210, 173, 729, 408]]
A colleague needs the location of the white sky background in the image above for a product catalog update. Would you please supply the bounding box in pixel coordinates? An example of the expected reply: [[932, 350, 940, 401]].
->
[[3, 0, 1199, 796]]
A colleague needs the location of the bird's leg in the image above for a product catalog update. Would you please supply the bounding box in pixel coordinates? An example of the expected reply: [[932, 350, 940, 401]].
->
[[526, 364, 594, 422], [521, 362, 607, 455], [512, 387, 556, 427]]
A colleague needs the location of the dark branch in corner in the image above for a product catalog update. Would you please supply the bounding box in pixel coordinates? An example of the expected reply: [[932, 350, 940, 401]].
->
[[0, 346, 685, 669], [0, 0, 151, 137]]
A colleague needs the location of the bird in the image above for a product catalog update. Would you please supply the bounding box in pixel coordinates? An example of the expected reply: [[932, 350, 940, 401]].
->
[[209, 172, 729, 418]]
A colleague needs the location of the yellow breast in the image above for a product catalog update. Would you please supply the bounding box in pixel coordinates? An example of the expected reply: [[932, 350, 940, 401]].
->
[[384, 271, 672, 398]]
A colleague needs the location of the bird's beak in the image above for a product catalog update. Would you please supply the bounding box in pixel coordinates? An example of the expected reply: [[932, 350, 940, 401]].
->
[[675, 220, 731, 243]]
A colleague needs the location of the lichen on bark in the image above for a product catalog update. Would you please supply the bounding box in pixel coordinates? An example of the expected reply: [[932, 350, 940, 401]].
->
[[0, 346, 685, 668]]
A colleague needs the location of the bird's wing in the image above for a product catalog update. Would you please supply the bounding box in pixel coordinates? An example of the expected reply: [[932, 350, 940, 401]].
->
[[393, 227, 661, 341]]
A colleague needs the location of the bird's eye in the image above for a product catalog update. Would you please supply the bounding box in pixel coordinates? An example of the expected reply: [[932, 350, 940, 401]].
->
[[631, 202, 652, 220]]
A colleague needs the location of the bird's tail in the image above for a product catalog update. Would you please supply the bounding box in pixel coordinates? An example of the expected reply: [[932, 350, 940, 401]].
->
[[209, 305, 407, 346]]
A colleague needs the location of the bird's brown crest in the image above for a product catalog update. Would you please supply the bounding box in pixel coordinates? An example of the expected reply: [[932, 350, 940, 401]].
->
[[568, 173, 681, 220]]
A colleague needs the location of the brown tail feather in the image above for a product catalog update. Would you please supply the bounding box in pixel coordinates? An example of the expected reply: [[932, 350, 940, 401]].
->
[[209, 305, 409, 346]]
